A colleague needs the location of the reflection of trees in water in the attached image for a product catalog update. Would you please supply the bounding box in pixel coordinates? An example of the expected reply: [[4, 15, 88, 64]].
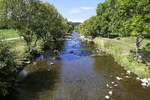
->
[[93, 56, 125, 77], [42, 40, 65, 58], [16, 64, 61, 100]]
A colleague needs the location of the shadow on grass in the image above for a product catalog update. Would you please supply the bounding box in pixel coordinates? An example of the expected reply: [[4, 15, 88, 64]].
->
[[140, 49, 150, 66]]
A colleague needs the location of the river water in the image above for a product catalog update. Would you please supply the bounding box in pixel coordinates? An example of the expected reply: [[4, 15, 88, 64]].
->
[[13, 32, 150, 100]]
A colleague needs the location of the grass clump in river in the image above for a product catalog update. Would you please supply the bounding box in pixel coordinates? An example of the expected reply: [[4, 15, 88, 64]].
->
[[94, 37, 150, 78]]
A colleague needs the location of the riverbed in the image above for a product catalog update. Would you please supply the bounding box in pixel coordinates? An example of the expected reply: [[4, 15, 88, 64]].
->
[[13, 32, 150, 100]]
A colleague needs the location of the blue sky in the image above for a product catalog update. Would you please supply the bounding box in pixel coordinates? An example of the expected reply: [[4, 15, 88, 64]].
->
[[41, 0, 105, 22]]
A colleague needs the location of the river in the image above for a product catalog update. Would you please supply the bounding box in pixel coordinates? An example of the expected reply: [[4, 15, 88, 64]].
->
[[13, 32, 150, 100]]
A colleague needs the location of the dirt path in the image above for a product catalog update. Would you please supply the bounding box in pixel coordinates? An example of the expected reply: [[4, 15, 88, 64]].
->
[[2, 37, 23, 41]]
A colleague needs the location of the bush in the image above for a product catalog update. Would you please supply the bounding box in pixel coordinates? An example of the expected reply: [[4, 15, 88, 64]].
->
[[0, 41, 17, 96], [143, 43, 150, 52]]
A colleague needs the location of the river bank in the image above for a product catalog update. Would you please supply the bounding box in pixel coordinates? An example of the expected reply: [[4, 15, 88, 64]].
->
[[94, 37, 150, 83]]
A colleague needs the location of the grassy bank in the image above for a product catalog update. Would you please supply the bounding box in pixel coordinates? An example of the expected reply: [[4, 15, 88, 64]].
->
[[0, 29, 25, 58], [8, 40, 25, 56], [7, 40, 26, 65], [0, 29, 19, 39], [94, 37, 150, 78]]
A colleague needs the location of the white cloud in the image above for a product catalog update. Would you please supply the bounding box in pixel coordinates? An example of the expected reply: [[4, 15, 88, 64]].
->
[[80, 7, 95, 10], [69, 6, 95, 14]]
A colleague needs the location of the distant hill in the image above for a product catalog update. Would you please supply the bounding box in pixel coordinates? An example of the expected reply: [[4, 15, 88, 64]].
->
[[72, 22, 81, 26]]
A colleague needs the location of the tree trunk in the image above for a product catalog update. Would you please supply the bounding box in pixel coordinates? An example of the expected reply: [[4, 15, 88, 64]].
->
[[136, 36, 140, 59], [135, 36, 143, 60]]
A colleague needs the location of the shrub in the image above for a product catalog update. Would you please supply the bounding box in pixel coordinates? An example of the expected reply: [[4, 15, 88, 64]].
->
[[0, 41, 17, 96], [143, 43, 150, 52]]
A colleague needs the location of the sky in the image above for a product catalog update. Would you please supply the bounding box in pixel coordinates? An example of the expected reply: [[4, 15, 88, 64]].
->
[[41, 0, 105, 22]]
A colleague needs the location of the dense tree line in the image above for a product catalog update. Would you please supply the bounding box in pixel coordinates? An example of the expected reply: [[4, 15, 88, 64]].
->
[[0, 0, 73, 97], [0, 0, 73, 54], [77, 0, 150, 58]]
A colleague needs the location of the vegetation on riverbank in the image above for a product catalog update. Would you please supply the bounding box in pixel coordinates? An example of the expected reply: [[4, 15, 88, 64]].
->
[[0, 0, 74, 97], [8, 40, 26, 61], [94, 37, 150, 78], [77, 0, 150, 79], [0, 41, 18, 96]]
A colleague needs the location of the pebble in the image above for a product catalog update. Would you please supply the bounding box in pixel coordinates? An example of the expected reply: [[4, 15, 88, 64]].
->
[[25, 61, 30, 64], [136, 77, 140, 80], [106, 84, 109, 87], [105, 95, 110, 99], [116, 76, 123, 80], [50, 62, 54, 65], [135, 78, 150, 87], [111, 82, 115, 84], [127, 70, 131, 74], [141, 83, 147, 87], [108, 91, 113, 95], [114, 84, 118, 87], [141, 78, 148, 83], [125, 76, 129, 78]]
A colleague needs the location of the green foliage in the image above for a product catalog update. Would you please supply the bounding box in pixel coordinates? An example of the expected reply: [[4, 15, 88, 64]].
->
[[0, 0, 71, 56], [77, 0, 150, 38], [0, 41, 17, 96], [127, 55, 135, 62], [143, 43, 150, 52], [77, 0, 150, 58], [77, 16, 103, 38], [66, 21, 74, 33], [0, 0, 8, 29]]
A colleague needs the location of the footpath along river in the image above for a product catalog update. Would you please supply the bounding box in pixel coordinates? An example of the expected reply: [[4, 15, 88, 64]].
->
[[13, 32, 150, 100]]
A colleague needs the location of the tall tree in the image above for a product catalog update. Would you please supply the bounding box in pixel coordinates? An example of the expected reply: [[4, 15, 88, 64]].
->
[[1, 0, 70, 56]]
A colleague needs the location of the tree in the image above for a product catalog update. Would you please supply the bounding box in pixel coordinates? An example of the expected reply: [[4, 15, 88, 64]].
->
[[117, 0, 150, 58], [0, 0, 9, 29], [78, 0, 150, 60], [1, 0, 70, 56]]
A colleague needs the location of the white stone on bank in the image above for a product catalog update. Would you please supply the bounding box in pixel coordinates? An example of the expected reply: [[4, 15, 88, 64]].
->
[[116, 76, 123, 80], [141, 83, 147, 87], [141, 78, 148, 83], [108, 91, 113, 95], [105, 95, 110, 99], [50, 62, 54, 65], [111, 82, 115, 84], [114, 84, 118, 87], [106, 84, 109, 87], [127, 70, 131, 74], [136, 77, 140, 80]]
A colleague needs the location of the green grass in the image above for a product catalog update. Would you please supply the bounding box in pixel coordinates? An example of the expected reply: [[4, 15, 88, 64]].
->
[[0, 29, 19, 39], [94, 37, 150, 78], [7, 40, 26, 59]]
